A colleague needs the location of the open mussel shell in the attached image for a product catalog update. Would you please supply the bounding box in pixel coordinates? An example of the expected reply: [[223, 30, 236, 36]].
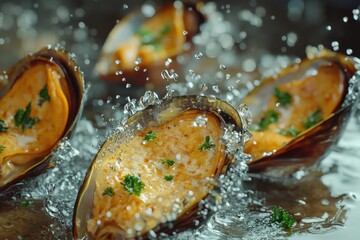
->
[[0, 47, 85, 190], [94, 2, 204, 90], [73, 96, 242, 239], [244, 48, 359, 172]]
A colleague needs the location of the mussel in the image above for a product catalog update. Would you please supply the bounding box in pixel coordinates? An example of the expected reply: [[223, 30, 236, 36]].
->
[[73, 96, 242, 239], [95, 2, 204, 89], [244, 48, 359, 172], [0, 47, 84, 190]]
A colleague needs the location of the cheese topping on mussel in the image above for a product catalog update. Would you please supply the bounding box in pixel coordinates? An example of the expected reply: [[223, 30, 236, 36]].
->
[[87, 109, 225, 238], [245, 62, 345, 161], [0, 63, 69, 185]]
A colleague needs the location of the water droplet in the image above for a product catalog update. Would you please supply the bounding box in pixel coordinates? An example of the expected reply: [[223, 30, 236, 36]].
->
[[135, 58, 142, 65], [353, 8, 360, 20], [194, 52, 203, 59], [126, 84, 131, 88], [183, 30, 188, 35], [242, 58, 256, 72], [161, 70, 178, 81], [201, 83, 208, 91], [208, 95, 217, 102], [212, 85, 220, 93], [115, 71, 123, 76], [346, 48, 353, 55], [115, 59, 121, 65], [326, 25, 332, 31], [343, 16, 348, 22], [123, 4, 129, 10], [165, 58, 172, 67], [331, 41, 340, 51], [193, 116, 208, 127], [219, 64, 226, 70], [134, 66, 140, 71], [141, 3, 155, 17]]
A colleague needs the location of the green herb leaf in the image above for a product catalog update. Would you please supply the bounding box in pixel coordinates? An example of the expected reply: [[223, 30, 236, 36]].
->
[[256, 109, 279, 131], [161, 159, 175, 166], [199, 136, 216, 152], [38, 85, 51, 106], [102, 187, 114, 197], [274, 88, 292, 106], [271, 206, 296, 229], [0, 145, 5, 153], [20, 201, 32, 207], [303, 109, 322, 129], [159, 22, 171, 36], [14, 102, 39, 132], [164, 175, 174, 181], [121, 175, 145, 196], [0, 119, 8, 132], [143, 130, 157, 142], [136, 22, 171, 46], [278, 126, 300, 137]]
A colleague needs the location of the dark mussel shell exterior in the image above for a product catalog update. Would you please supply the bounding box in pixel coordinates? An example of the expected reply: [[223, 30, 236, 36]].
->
[[0, 47, 85, 190], [95, 2, 205, 90], [244, 49, 359, 172], [73, 96, 242, 239]]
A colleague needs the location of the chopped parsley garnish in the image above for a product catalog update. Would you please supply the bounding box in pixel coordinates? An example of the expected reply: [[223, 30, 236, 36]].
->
[[271, 206, 296, 229], [143, 130, 157, 142], [303, 109, 323, 129], [121, 175, 145, 196], [0, 145, 5, 153], [0, 119, 7, 132], [161, 159, 175, 166], [14, 102, 39, 132], [20, 201, 32, 207], [164, 175, 174, 181], [38, 85, 51, 106], [136, 22, 171, 47], [102, 187, 114, 197], [274, 88, 292, 106], [255, 109, 279, 131], [278, 126, 300, 137], [199, 136, 215, 152]]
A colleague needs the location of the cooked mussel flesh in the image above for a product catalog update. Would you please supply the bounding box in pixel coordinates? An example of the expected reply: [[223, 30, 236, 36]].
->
[[243, 48, 359, 171], [73, 96, 242, 239], [95, 2, 204, 89], [0, 47, 84, 190]]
